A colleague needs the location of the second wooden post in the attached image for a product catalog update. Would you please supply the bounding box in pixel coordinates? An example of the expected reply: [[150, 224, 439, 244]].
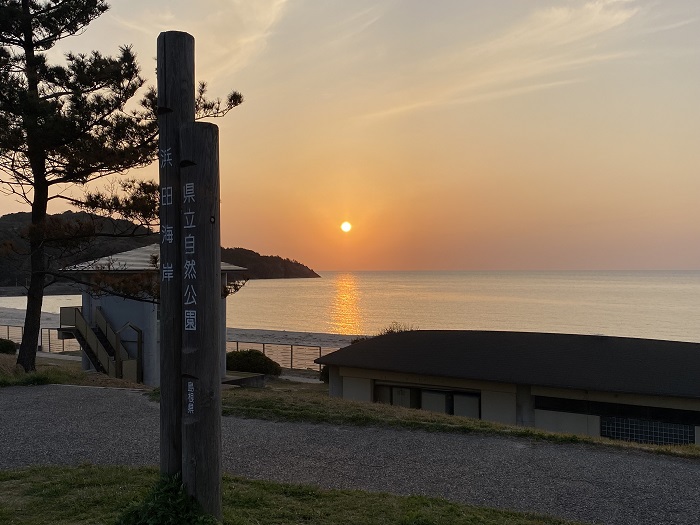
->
[[179, 121, 222, 520]]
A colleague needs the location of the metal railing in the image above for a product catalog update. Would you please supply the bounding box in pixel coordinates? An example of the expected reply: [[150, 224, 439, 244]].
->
[[2, 323, 337, 373], [0, 324, 81, 353], [225, 340, 339, 372], [59, 306, 141, 382]]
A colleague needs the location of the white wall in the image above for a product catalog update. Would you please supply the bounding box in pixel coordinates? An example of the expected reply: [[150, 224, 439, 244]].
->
[[328, 366, 343, 397], [95, 295, 159, 386], [220, 293, 227, 379]]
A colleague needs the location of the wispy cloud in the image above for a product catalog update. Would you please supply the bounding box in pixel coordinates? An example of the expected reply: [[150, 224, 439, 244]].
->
[[325, 5, 386, 48], [109, 0, 289, 81], [361, 0, 640, 120]]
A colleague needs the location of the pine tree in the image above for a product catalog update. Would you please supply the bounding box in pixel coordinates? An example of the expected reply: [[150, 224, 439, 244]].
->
[[0, 1, 240, 371]]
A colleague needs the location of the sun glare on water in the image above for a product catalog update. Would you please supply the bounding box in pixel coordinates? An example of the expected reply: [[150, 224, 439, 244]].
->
[[341, 221, 352, 233]]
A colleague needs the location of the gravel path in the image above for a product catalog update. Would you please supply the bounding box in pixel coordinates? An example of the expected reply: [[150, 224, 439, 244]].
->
[[1, 385, 699, 525]]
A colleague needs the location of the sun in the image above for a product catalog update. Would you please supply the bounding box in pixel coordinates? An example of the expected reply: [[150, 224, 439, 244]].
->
[[340, 221, 352, 233]]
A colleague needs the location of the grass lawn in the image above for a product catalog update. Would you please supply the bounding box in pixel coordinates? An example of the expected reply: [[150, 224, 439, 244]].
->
[[2, 353, 699, 459], [0, 465, 583, 525], [1, 357, 697, 524], [221, 377, 700, 459], [0, 353, 145, 389]]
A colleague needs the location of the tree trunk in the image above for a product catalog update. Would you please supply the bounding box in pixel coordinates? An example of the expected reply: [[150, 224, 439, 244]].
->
[[16, 0, 48, 373], [16, 239, 45, 372], [16, 183, 48, 372]]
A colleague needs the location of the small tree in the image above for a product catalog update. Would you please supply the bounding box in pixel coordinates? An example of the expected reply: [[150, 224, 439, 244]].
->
[[0, 1, 241, 371]]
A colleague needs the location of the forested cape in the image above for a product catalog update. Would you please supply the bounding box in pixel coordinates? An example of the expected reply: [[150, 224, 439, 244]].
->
[[0, 211, 319, 286]]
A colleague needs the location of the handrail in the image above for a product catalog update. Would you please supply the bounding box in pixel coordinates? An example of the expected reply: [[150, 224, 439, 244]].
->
[[58, 306, 141, 382], [115, 322, 143, 383]]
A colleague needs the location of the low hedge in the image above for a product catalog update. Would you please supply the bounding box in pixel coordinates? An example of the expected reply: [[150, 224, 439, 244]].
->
[[0, 338, 17, 355], [226, 349, 281, 376]]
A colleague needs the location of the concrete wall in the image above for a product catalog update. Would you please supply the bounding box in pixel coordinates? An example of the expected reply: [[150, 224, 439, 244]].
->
[[81, 284, 228, 386], [481, 390, 516, 425], [516, 385, 535, 427], [453, 394, 479, 418], [220, 293, 227, 379], [535, 409, 601, 437], [332, 367, 700, 442], [97, 295, 159, 386], [328, 366, 343, 398], [342, 377, 372, 402]]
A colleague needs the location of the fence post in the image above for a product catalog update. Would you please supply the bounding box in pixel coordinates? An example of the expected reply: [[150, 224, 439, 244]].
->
[[262, 343, 266, 356]]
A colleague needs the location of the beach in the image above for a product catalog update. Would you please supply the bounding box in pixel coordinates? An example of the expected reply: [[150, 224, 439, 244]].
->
[[0, 306, 357, 349]]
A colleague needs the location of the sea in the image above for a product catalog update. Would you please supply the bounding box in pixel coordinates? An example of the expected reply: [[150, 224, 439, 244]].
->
[[2, 271, 699, 343]]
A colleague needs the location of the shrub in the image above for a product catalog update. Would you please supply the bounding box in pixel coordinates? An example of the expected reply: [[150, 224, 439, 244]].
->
[[226, 349, 281, 376], [377, 322, 416, 336], [0, 338, 17, 355], [115, 474, 218, 525]]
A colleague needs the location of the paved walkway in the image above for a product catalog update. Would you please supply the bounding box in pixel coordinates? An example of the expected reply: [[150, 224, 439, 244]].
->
[[1, 385, 699, 525]]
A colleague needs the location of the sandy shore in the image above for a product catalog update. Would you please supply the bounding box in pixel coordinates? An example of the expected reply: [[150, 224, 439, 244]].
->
[[0, 306, 358, 348]]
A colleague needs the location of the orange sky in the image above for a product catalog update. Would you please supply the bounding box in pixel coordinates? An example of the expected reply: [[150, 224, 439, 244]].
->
[[2, 1, 699, 271]]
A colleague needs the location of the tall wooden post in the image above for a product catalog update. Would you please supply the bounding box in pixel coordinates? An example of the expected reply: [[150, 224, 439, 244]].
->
[[180, 122, 222, 519], [157, 31, 195, 476]]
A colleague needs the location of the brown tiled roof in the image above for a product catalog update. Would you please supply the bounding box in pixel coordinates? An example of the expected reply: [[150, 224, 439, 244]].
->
[[316, 330, 700, 399]]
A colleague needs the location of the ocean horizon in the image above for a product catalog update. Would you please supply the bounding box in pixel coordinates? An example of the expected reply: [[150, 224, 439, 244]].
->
[[228, 270, 700, 342], [2, 270, 699, 343]]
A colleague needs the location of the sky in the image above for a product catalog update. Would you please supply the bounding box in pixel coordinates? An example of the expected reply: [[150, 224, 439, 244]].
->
[[2, 0, 700, 271]]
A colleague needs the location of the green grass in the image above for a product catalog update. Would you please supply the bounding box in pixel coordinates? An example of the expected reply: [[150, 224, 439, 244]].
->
[[220, 379, 700, 459], [0, 358, 85, 387], [4, 354, 698, 461], [0, 465, 583, 525], [0, 354, 147, 389]]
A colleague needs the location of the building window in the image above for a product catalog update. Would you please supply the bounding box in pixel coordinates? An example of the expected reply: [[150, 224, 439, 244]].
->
[[421, 390, 450, 414], [374, 382, 480, 417], [373, 384, 419, 409], [600, 417, 695, 445]]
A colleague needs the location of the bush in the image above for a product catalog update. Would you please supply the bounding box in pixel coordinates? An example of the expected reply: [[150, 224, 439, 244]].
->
[[115, 474, 219, 525], [225, 349, 281, 376], [377, 322, 416, 336], [320, 365, 329, 383], [0, 338, 17, 355]]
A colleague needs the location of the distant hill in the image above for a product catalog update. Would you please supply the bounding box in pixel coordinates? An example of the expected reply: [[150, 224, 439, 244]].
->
[[0, 212, 319, 286], [0, 211, 157, 287], [221, 247, 319, 279]]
